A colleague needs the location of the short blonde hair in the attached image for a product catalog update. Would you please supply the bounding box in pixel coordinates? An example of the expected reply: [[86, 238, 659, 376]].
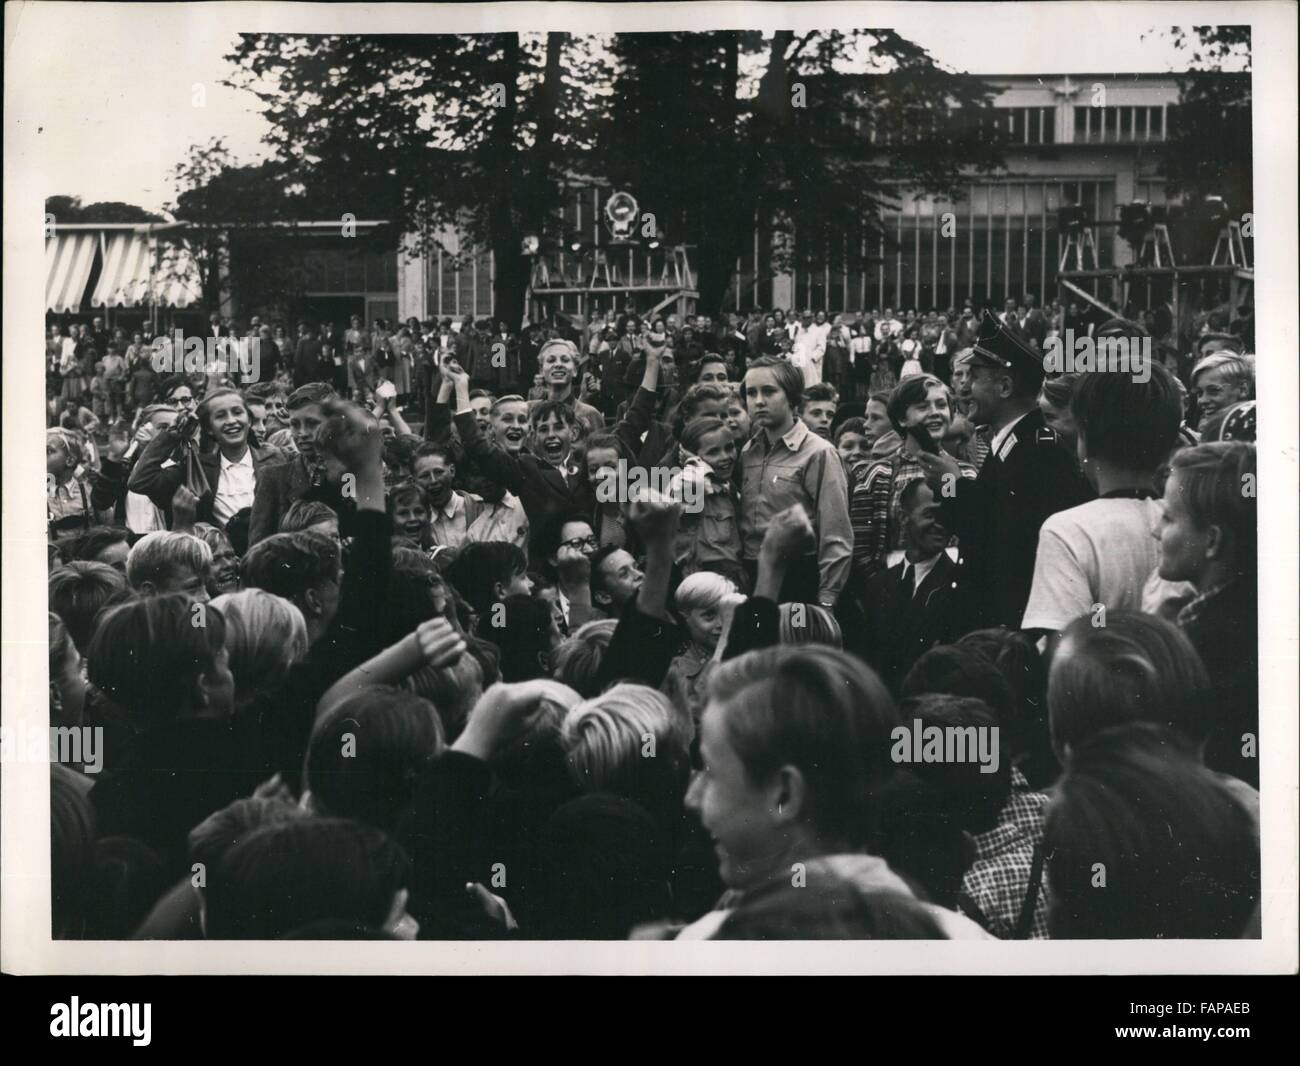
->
[[673, 571, 738, 615], [779, 603, 843, 647], [126, 531, 212, 591], [552, 619, 618, 699], [1191, 352, 1255, 397], [211, 589, 308, 697], [562, 683, 693, 798]]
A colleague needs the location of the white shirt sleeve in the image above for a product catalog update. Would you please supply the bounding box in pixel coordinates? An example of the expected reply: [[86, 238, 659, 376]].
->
[[1020, 517, 1094, 631]]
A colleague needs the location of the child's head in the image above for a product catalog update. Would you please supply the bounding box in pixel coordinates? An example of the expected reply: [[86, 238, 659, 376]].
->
[[778, 603, 843, 647], [1048, 610, 1212, 764], [530, 400, 579, 464], [801, 383, 838, 440], [305, 687, 445, 830], [446, 541, 531, 614], [489, 395, 530, 454], [86, 593, 233, 726], [46, 430, 77, 476], [863, 390, 894, 444], [582, 432, 626, 493], [384, 549, 454, 644], [673, 572, 740, 652], [209, 589, 309, 704], [679, 417, 737, 482], [1158, 442, 1256, 586], [49, 561, 131, 654], [125, 531, 213, 602], [240, 531, 342, 633], [204, 818, 415, 939], [561, 683, 694, 828], [278, 499, 340, 538], [411, 442, 456, 506], [387, 481, 431, 543], [1070, 361, 1181, 475], [834, 417, 872, 467], [476, 593, 561, 682], [674, 383, 730, 435], [692, 646, 898, 890], [552, 619, 619, 699], [1045, 723, 1258, 939]]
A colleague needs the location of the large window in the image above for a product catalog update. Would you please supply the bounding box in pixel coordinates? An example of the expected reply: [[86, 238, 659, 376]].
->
[[1074, 105, 1168, 143], [995, 106, 1056, 145], [429, 244, 495, 319], [779, 179, 1115, 313]]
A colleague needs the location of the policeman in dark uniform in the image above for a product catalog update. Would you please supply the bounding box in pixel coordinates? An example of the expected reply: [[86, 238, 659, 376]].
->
[[917, 310, 1087, 633]]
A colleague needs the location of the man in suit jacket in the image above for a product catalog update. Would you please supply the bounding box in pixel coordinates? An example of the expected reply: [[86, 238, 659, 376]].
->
[[247, 382, 343, 544], [293, 323, 327, 387], [858, 477, 960, 693], [917, 311, 1087, 634], [207, 311, 229, 339]]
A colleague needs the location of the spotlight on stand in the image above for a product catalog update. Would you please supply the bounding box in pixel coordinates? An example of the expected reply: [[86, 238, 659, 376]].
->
[[1180, 193, 1232, 264], [569, 240, 583, 254], [1056, 204, 1087, 237], [1119, 200, 1152, 253]]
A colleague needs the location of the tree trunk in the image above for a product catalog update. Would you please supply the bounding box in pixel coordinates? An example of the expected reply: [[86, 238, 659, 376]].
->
[[488, 32, 564, 327], [487, 34, 523, 326], [695, 32, 746, 315]]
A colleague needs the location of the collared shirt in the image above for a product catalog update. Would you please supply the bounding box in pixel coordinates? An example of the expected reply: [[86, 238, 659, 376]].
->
[[1177, 581, 1234, 630], [960, 767, 1050, 939], [988, 410, 1035, 463], [465, 491, 529, 557], [899, 552, 943, 597], [125, 490, 166, 534], [428, 490, 476, 550], [740, 419, 852, 605], [47, 475, 95, 538], [213, 448, 256, 526]]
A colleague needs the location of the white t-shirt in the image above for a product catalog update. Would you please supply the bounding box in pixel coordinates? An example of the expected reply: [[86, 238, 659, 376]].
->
[[1021, 498, 1163, 631]]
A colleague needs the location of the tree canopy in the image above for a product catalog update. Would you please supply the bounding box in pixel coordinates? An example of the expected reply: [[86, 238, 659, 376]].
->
[[213, 30, 1001, 318]]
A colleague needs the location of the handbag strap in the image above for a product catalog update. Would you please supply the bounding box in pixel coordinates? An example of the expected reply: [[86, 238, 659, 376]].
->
[[1014, 841, 1048, 940]]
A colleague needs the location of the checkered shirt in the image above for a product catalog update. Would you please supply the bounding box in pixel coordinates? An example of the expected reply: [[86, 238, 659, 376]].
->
[[959, 767, 1050, 939]]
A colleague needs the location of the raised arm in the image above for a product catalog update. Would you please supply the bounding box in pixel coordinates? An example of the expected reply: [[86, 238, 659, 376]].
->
[[315, 398, 390, 634], [316, 618, 467, 724], [595, 492, 684, 690], [125, 422, 189, 511], [614, 348, 661, 455], [444, 360, 526, 493]]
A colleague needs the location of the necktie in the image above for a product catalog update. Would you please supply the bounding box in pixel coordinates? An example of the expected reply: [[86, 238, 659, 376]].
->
[[901, 564, 915, 600]]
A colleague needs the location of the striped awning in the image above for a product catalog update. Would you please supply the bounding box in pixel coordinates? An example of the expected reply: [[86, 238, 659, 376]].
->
[[89, 232, 203, 309], [92, 232, 154, 307], [45, 232, 98, 313]]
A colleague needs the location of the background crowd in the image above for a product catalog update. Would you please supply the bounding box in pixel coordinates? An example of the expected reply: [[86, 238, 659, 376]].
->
[[44, 286, 1261, 941]]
